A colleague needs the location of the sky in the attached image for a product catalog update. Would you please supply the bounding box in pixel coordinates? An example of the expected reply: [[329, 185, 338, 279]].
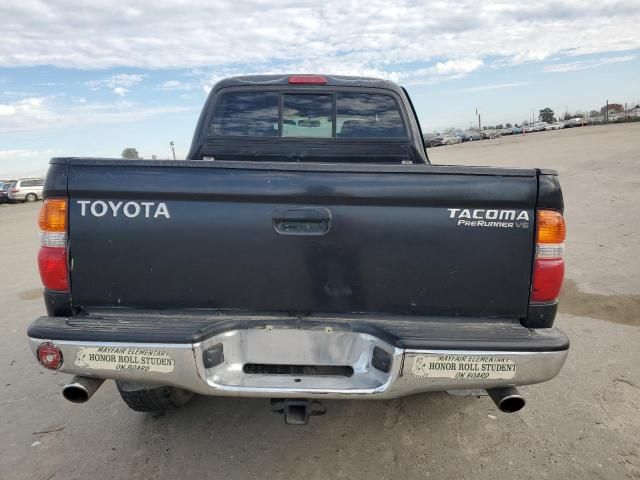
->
[[1, 0, 640, 178]]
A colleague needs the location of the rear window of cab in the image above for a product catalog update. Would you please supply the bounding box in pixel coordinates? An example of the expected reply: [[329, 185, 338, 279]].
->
[[209, 91, 407, 139]]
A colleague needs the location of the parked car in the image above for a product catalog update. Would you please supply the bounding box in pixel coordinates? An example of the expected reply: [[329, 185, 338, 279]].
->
[[0, 182, 11, 203], [453, 131, 469, 142], [481, 130, 501, 139], [511, 126, 523, 134], [440, 133, 462, 145], [464, 130, 482, 141], [423, 133, 442, 148], [544, 123, 563, 131], [7, 178, 44, 202], [28, 74, 568, 423], [564, 118, 588, 128]]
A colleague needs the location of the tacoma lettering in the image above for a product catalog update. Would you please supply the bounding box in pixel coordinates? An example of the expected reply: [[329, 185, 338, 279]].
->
[[447, 208, 529, 221]]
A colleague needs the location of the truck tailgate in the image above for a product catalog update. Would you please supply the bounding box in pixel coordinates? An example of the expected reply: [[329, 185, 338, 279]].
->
[[66, 159, 537, 318]]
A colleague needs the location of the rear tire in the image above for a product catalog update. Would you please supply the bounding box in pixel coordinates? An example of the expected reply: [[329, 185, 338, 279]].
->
[[116, 381, 194, 412], [25, 193, 37, 202]]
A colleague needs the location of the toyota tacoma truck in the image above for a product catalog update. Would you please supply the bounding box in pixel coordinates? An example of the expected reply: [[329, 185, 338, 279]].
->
[[29, 74, 568, 424]]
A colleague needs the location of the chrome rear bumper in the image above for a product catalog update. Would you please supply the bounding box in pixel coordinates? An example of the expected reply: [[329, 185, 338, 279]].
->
[[28, 323, 568, 399]]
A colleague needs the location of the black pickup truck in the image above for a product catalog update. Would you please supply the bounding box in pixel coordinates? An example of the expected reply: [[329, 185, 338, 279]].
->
[[29, 74, 568, 424]]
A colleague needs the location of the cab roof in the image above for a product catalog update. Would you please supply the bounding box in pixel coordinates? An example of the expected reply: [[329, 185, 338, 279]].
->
[[212, 74, 403, 94]]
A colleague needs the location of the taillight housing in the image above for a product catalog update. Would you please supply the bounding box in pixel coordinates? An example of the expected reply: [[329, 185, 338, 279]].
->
[[37, 198, 69, 292], [531, 210, 565, 302]]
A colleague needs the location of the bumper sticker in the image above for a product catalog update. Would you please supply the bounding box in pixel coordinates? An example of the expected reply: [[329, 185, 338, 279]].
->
[[73, 346, 175, 373], [411, 354, 517, 380]]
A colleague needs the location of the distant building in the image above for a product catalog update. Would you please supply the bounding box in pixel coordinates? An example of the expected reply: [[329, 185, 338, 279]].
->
[[600, 103, 623, 115], [599, 103, 625, 120], [627, 105, 640, 118]]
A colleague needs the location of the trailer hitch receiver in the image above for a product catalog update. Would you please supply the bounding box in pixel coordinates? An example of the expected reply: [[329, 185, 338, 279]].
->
[[270, 399, 326, 425]]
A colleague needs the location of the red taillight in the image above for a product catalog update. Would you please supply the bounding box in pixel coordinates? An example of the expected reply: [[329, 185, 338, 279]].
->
[[11, 188, 19, 193], [37, 197, 69, 292], [531, 258, 564, 302], [38, 246, 69, 291], [531, 210, 566, 303], [288, 75, 327, 85]]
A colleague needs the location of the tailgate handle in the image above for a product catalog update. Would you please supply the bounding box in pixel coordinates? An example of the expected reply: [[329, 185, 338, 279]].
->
[[272, 208, 331, 236]]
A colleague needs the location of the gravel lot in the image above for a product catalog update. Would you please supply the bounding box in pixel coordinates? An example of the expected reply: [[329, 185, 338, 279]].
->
[[1, 123, 639, 480]]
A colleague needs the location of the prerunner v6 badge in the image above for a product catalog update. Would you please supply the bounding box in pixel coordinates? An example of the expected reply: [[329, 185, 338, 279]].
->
[[447, 208, 530, 229], [411, 354, 517, 380]]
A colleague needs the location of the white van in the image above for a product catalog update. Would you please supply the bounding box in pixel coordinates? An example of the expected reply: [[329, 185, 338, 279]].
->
[[7, 178, 44, 202]]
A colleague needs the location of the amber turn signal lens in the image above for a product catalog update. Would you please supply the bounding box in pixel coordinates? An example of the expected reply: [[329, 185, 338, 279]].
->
[[536, 210, 566, 244], [38, 198, 67, 232]]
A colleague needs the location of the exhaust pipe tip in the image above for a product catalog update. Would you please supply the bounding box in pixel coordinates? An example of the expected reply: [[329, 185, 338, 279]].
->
[[62, 376, 105, 404], [496, 394, 526, 413], [62, 385, 90, 403], [487, 387, 526, 413]]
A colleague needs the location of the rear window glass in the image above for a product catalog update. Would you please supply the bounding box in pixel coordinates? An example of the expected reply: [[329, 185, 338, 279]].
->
[[208, 91, 406, 139], [282, 94, 333, 138], [209, 92, 279, 137], [337, 93, 405, 138]]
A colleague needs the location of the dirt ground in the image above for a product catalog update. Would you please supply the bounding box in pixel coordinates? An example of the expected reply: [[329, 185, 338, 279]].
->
[[1, 123, 639, 479]]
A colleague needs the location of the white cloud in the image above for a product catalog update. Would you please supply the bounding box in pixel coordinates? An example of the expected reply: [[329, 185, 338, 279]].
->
[[543, 55, 637, 73], [112, 87, 129, 96], [394, 59, 484, 86], [85, 73, 146, 90], [0, 0, 638, 77], [157, 80, 195, 91], [433, 59, 484, 76], [0, 149, 53, 178], [0, 97, 55, 131], [0, 149, 52, 159], [457, 82, 532, 92], [0, 96, 197, 134]]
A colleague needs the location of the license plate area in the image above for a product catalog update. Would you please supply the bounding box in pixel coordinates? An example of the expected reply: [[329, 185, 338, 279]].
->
[[196, 326, 400, 392]]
